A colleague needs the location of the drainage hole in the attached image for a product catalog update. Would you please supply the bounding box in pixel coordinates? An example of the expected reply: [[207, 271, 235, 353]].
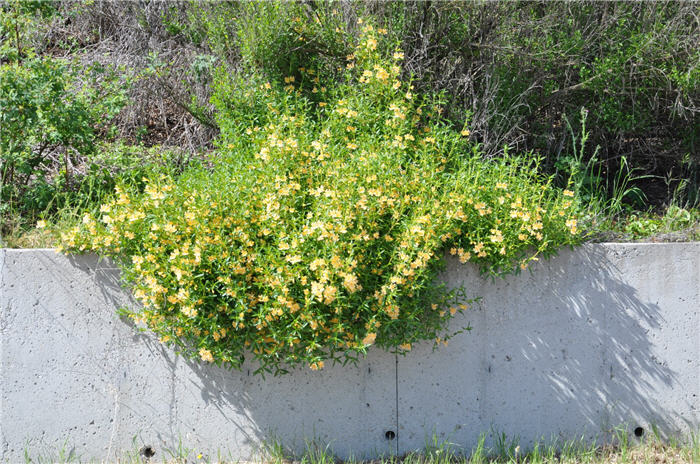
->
[[385, 430, 396, 440], [139, 446, 156, 459], [634, 427, 644, 438]]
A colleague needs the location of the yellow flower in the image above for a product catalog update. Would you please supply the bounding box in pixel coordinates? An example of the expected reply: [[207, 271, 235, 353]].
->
[[375, 67, 389, 81], [145, 184, 165, 201], [362, 332, 377, 346], [128, 211, 145, 222], [323, 285, 338, 304], [342, 273, 361, 293], [182, 305, 198, 318], [310, 258, 325, 270], [461, 129, 470, 137], [399, 343, 411, 351], [311, 281, 324, 301], [458, 249, 471, 264], [117, 193, 130, 205], [563, 189, 574, 197], [310, 361, 325, 370], [199, 348, 214, 363], [36, 220, 46, 229], [386, 304, 400, 319], [330, 255, 343, 268]]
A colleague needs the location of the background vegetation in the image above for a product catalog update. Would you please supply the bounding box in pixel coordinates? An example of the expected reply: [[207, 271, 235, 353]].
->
[[1, 1, 698, 243]]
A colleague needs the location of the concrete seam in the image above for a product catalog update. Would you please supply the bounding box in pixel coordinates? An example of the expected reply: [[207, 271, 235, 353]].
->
[[0, 248, 5, 459], [395, 351, 399, 456]]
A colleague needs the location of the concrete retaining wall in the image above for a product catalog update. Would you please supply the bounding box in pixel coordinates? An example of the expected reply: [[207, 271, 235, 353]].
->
[[1, 244, 698, 461]]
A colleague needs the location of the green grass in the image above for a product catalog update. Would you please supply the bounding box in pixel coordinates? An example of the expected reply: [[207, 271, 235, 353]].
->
[[19, 430, 700, 464], [602, 206, 700, 242]]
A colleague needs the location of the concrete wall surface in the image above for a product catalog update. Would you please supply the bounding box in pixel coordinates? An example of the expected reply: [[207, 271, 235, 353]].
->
[[0, 244, 698, 461]]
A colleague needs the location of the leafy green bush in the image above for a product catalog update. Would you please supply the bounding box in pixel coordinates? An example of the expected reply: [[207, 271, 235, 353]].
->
[[61, 24, 583, 374], [0, 59, 124, 181], [0, 2, 131, 233], [621, 206, 699, 240]]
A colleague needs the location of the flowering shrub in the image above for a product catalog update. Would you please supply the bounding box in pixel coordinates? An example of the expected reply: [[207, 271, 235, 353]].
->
[[61, 25, 583, 374]]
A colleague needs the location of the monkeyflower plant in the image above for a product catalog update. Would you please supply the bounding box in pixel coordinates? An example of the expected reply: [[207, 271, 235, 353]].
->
[[61, 24, 583, 374]]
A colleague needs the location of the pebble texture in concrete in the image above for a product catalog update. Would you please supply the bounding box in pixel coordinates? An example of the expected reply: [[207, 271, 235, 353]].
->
[[0, 244, 698, 461]]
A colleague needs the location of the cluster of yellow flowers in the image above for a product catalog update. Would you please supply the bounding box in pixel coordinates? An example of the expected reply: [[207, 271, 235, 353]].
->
[[61, 22, 582, 374]]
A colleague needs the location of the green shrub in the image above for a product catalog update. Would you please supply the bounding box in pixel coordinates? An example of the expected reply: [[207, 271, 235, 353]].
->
[[61, 24, 583, 374], [0, 1, 130, 232], [0, 56, 128, 229]]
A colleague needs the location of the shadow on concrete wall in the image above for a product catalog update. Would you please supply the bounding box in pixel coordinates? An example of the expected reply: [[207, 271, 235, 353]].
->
[[534, 247, 687, 437], [397, 245, 695, 454], [63, 253, 398, 460]]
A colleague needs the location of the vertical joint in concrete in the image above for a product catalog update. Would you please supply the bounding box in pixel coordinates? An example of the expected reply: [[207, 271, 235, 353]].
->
[[0, 248, 6, 459]]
